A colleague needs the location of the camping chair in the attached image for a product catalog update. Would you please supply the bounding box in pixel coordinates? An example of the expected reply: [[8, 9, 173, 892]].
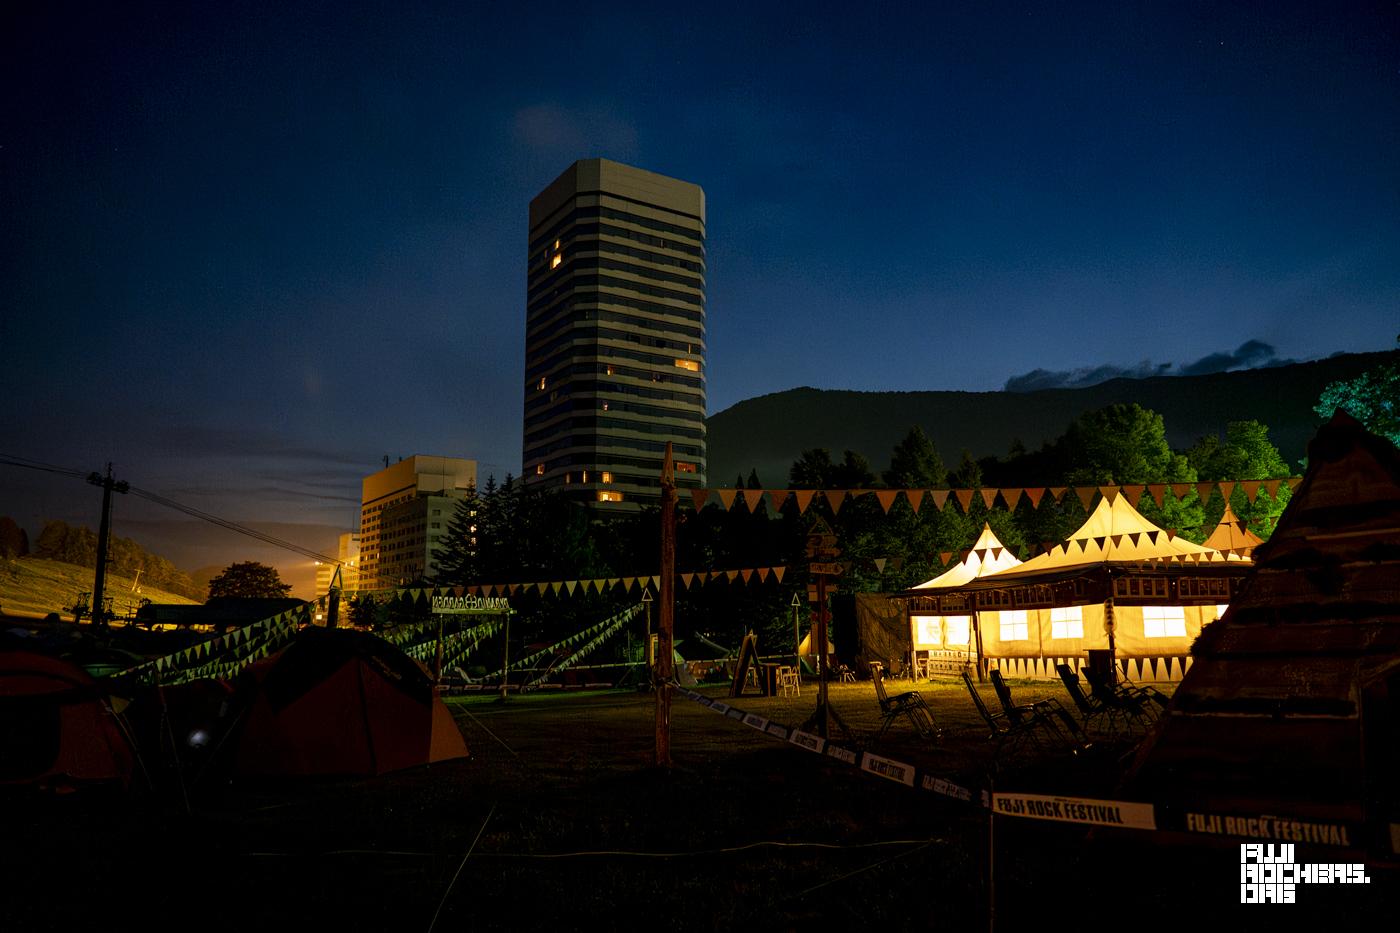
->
[[1056, 663, 1133, 738], [988, 669, 1087, 752], [779, 666, 800, 697], [869, 662, 940, 744], [960, 670, 1044, 761], [1080, 665, 1157, 735]]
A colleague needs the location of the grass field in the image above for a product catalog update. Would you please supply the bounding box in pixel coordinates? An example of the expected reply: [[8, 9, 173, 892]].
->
[[3, 677, 1394, 932], [0, 556, 198, 619]]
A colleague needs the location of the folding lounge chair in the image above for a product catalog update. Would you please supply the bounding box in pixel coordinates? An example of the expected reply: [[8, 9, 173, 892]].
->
[[989, 669, 1086, 751], [869, 662, 940, 743], [961, 670, 1044, 761], [1056, 663, 1126, 738]]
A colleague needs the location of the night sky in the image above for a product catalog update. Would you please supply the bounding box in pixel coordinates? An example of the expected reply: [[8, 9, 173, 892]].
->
[[2, 2, 1397, 594]]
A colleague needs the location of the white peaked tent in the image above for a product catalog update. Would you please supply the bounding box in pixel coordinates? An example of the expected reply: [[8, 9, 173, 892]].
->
[[908, 525, 1020, 665], [900, 495, 1254, 681], [1202, 502, 1266, 559]]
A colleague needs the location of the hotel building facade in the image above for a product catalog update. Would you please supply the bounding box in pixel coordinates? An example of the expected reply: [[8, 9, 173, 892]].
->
[[359, 455, 477, 586], [523, 159, 707, 510]]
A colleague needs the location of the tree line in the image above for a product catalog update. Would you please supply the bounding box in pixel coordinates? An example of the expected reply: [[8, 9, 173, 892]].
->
[[423, 403, 1297, 652]]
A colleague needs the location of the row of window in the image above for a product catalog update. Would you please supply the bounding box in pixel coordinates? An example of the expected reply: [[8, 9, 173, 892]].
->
[[525, 322, 703, 361], [528, 256, 705, 304], [524, 433, 705, 460], [535, 236, 706, 275], [529, 205, 704, 254], [526, 343, 706, 383], [527, 304, 706, 346], [529, 291, 706, 329], [527, 272, 704, 315], [526, 354, 705, 386], [525, 451, 704, 476], [523, 414, 706, 447], [524, 395, 705, 432], [914, 605, 1229, 644], [524, 377, 704, 415]]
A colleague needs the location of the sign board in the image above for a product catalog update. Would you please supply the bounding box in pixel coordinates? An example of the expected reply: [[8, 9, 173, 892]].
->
[[809, 562, 845, 576], [431, 595, 512, 614]]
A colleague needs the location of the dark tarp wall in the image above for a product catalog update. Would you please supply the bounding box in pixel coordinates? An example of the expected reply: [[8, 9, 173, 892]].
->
[[849, 593, 910, 676]]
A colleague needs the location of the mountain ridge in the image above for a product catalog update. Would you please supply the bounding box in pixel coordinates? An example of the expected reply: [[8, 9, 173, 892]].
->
[[707, 349, 1397, 488]]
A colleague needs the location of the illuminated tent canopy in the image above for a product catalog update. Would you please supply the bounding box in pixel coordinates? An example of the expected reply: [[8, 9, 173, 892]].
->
[[1202, 502, 1266, 559], [899, 495, 1254, 681]]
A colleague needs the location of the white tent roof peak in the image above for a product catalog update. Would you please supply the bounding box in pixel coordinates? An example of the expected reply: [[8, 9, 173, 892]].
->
[[913, 523, 1023, 590], [1008, 493, 1246, 571]]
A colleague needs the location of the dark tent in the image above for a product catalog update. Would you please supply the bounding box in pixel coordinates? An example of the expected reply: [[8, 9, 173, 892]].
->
[[0, 650, 134, 789], [1124, 413, 1400, 853], [232, 628, 468, 777]]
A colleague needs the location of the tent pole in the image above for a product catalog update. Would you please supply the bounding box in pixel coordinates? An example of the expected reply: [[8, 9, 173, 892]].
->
[[655, 443, 676, 767]]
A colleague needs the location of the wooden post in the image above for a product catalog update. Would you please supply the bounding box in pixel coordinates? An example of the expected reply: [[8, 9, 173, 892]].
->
[[815, 573, 829, 738], [498, 609, 511, 702], [655, 443, 676, 767]]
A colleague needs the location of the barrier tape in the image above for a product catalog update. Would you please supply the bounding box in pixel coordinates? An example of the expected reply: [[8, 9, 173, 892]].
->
[[672, 687, 1387, 853]]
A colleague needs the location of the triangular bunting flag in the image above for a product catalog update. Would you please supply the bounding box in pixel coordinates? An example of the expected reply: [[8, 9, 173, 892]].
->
[[1048, 486, 1067, 503], [939, 551, 954, 566], [757, 567, 770, 582], [931, 490, 951, 510], [1093, 536, 1106, 549], [622, 576, 635, 591], [772, 566, 785, 583], [906, 489, 925, 513], [1145, 484, 1165, 506], [725, 569, 739, 582], [1127, 532, 1140, 547], [1287, 476, 1302, 490], [767, 490, 789, 513], [1121, 484, 1145, 507], [740, 568, 753, 583], [1196, 482, 1215, 504], [551, 581, 563, 595], [954, 488, 974, 512], [1218, 481, 1235, 502], [875, 490, 899, 513], [824, 490, 847, 513], [874, 558, 887, 573], [1076, 487, 1096, 510], [682, 573, 694, 589], [989, 548, 1002, 560], [1024, 487, 1045, 508], [1001, 488, 1023, 510], [691, 489, 709, 511], [793, 490, 816, 513], [1263, 479, 1281, 497], [743, 489, 765, 512], [1240, 480, 1261, 502], [717, 489, 738, 510]]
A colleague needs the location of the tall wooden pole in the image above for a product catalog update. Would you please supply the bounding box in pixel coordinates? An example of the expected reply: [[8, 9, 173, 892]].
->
[[655, 443, 676, 767], [815, 572, 830, 738], [87, 464, 128, 629]]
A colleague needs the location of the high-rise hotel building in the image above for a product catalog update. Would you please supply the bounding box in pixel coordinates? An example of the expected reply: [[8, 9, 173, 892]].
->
[[523, 159, 707, 509]]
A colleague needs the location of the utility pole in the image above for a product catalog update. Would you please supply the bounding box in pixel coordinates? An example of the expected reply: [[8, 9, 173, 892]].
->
[[87, 464, 129, 629], [655, 442, 676, 767]]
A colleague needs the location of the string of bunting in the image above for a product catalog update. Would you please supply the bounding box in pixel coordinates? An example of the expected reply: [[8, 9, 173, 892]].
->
[[686, 478, 1302, 516], [475, 604, 641, 683], [122, 605, 308, 684], [392, 566, 790, 604], [402, 619, 501, 666], [519, 606, 639, 688]]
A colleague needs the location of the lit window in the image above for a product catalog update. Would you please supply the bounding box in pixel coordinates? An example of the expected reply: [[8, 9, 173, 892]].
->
[[605, 365, 614, 375], [597, 490, 624, 503], [674, 358, 700, 372], [538, 377, 546, 390], [581, 470, 588, 483], [998, 610, 1029, 642], [551, 253, 562, 269], [553, 239, 560, 250], [1143, 605, 1187, 638], [601, 471, 613, 483], [1050, 606, 1084, 639], [601, 402, 608, 411], [535, 463, 545, 476], [676, 461, 697, 474], [1214, 604, 1229, 621], [944, 616, 971, 646], [913, 615, 941, 646]]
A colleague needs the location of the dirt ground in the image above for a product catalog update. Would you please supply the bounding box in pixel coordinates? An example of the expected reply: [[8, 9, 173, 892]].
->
[[4, 677, 1395, 932]]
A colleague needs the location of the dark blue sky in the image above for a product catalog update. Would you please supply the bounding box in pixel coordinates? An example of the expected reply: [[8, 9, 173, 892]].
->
[[3, 2, 1397, 593]]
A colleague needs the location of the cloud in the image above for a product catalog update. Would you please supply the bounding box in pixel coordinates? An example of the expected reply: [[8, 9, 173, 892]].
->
[[1003, 340, 1296, 392]]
